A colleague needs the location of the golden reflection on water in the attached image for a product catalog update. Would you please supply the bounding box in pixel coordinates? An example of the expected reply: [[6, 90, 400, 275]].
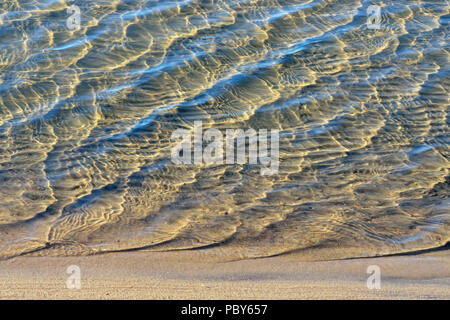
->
[[0, 0, 448, 260]]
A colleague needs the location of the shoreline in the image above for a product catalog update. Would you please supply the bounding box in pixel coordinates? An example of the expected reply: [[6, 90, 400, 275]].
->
[[0, 247, 449, 299]]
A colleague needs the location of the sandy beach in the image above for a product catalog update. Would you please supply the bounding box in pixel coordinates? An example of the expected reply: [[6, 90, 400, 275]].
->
[[0, 0, 448, 302], [0, 247, 448, 300], [1, 0, 449, 302]]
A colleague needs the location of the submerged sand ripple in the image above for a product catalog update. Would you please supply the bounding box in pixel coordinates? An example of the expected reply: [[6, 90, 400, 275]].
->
[[0, 0, 448, 260]]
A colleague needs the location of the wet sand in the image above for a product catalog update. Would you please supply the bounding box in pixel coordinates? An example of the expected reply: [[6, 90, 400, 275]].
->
[[0, 248, 448, 299]]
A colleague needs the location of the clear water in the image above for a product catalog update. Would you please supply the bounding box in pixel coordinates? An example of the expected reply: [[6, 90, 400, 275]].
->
[[0, 0, 448, 260]]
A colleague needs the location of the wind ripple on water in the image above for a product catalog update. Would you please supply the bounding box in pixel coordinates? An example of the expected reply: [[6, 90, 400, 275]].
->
[[0, 0, 448, 260]]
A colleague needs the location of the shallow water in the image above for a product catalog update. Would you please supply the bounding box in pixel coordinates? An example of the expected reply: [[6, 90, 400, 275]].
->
[[0, 0, 448, 260]]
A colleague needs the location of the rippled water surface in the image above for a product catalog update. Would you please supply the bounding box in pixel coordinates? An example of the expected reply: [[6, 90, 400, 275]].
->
[[0, 0, 448, 260]]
